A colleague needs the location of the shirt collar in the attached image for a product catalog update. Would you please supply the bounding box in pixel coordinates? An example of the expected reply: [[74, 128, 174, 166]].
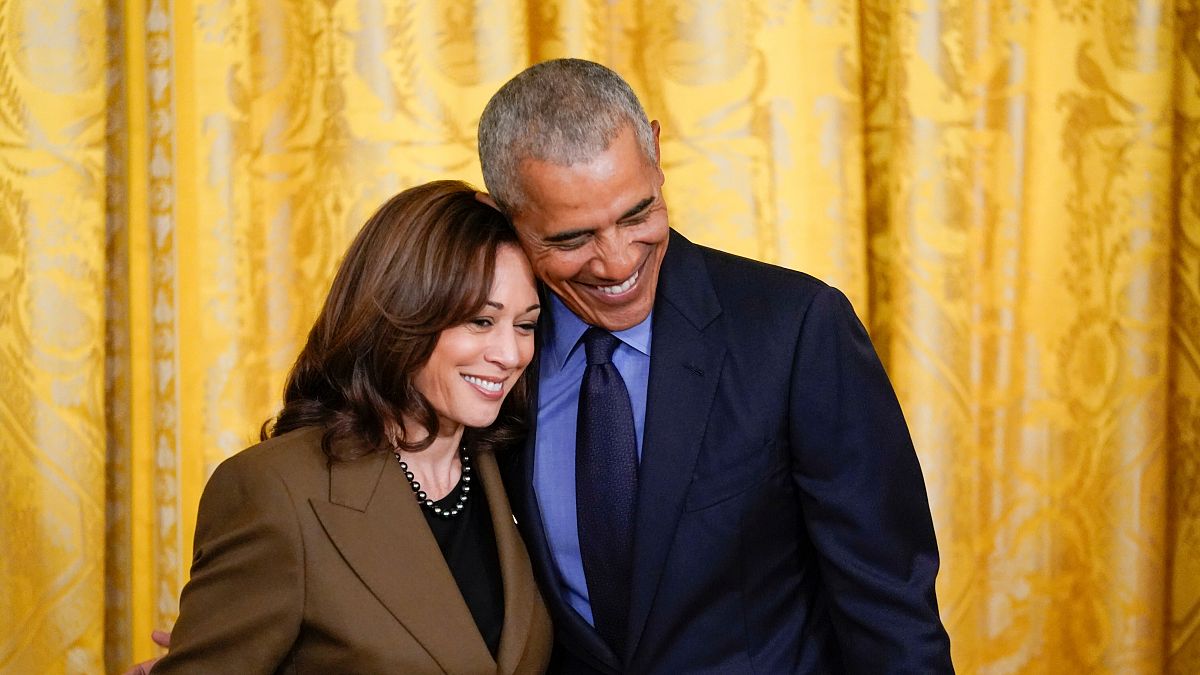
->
[[541, 292, 653, 373]]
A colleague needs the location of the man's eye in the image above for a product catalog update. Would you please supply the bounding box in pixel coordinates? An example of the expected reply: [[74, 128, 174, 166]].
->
[[549, 234, 590, 250]]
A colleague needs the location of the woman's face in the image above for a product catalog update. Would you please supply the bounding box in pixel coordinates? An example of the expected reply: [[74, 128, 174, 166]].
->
[[414, 244, 541, 433]]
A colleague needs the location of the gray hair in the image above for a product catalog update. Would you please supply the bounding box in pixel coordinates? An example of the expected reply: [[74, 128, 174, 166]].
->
[[478, 59, 657, 214]]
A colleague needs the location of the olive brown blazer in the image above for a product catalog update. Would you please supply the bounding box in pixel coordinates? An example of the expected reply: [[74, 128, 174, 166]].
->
[[155, 425, 552, 674]]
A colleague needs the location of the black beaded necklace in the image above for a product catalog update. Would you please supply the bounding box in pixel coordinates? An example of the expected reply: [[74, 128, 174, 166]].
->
[[393, 445, 472, 518]]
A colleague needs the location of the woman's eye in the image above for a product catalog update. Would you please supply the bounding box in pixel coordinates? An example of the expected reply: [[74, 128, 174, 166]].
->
[[517, 322, 538, 332], [470, 318, 494, 328]]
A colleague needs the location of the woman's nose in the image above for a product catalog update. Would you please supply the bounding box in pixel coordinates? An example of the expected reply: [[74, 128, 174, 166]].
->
[[486, 326, 521, 368]]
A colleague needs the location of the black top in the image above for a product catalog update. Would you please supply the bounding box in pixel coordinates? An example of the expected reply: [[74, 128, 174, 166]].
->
[[422, 469, 505, 657]]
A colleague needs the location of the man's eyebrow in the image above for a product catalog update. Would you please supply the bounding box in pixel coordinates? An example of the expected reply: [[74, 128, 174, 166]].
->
[[618, 197, 655, 221], [543, 227, 595, 244]]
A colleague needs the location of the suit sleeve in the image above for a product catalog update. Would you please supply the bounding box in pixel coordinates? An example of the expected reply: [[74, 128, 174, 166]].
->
[[154, 454, 304, 674], [788, 285, 954, 673]]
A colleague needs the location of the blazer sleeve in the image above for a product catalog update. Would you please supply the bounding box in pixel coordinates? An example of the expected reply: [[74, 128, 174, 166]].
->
[[788, 285, 954, 673], [154, 454, 304, 675]]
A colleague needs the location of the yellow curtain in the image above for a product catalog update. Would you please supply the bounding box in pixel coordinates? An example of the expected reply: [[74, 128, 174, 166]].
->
[[1, 1, 1196, 672]]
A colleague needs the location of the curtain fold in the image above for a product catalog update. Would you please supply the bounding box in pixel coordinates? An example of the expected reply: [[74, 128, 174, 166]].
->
[[1169, 2, 1200, 668], [0, 1, 1196, 672]]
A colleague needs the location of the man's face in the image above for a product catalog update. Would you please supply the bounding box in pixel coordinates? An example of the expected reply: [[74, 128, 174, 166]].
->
[[509, 123, 669, 331]]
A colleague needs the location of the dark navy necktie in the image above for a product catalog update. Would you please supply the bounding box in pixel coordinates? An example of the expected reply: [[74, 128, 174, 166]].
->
[[576, 327, 639, 656]]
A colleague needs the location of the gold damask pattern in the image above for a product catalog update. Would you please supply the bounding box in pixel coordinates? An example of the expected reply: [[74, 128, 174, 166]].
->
[[857, 0, 1187, 669], [0, 0, 108, 672], [0, 1, 1196, 673]]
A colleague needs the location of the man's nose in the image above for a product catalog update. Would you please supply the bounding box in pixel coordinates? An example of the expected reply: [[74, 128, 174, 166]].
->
[[590, 231, 639, 281]]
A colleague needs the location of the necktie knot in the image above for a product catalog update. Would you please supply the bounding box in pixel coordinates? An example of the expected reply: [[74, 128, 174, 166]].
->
[[583, 327, 621, 366]]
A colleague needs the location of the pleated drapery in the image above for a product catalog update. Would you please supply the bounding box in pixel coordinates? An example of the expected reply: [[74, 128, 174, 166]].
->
[[1, 1, 1197, 673]]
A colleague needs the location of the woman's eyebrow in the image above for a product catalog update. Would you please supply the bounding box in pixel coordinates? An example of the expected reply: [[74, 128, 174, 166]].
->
[[484, 301, 541, 312]]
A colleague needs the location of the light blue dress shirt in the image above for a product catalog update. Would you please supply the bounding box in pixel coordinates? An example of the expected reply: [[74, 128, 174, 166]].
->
[[533, 293, 652, 626]]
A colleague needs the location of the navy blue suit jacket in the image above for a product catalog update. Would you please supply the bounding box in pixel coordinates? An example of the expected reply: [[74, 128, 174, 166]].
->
[[506, 230, 953, 674]]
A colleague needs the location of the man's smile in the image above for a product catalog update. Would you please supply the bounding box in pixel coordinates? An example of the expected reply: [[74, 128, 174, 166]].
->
[[588, 265, 638, 294]]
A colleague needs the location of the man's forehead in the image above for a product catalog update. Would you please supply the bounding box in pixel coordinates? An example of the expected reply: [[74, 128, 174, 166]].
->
[[512, 171, 656, 236]]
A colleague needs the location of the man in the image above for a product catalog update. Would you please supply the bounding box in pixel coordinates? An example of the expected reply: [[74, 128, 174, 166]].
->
[[477, 59, 953, 673]]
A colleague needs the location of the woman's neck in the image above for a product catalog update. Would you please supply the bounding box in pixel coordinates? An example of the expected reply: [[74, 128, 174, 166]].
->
[[400, 422, 465, 500]]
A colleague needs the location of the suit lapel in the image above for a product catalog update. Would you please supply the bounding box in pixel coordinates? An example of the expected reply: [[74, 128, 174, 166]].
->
[[517, 233, 725, 671], [309, 450, 495, 674], [514, 347, 622, 673], [625, 231, 726, 661]]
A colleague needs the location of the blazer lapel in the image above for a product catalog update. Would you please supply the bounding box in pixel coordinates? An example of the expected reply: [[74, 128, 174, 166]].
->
[[309, 450, 495, 674], [477, 450, 537, 675], [625, 231, 726, 662]]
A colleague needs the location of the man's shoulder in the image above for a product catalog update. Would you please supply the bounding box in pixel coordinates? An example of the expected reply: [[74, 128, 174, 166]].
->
[[680, 236, 833, 313], [697, 242, 825, 288]]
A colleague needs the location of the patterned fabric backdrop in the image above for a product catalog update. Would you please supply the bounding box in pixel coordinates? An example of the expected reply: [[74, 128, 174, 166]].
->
[[0, 1, 1197, 673]]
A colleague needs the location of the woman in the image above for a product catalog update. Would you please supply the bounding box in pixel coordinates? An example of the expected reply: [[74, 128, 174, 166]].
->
[[153, 181, 552, 674]]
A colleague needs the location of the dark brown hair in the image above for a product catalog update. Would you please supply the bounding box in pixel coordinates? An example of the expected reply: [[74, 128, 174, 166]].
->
[[265, 180, 529, 460]]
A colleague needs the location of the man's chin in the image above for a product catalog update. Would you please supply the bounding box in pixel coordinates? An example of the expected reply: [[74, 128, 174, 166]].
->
[[556, 284, 655, 330], [583, 304, 653, 331]]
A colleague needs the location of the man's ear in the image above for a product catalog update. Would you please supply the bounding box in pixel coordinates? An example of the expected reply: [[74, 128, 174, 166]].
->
[[650, 120, 665, 181], [475, 191, 500, 211]]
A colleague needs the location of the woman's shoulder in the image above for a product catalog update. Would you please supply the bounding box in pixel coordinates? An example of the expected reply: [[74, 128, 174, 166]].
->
[[228, 425, 327, 467], [207, 426, 389, 502], [208, 426, 333, 492]]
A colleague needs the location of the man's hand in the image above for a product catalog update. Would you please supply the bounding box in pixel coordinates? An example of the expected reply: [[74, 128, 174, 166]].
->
[[122, 629, 171, 675]]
